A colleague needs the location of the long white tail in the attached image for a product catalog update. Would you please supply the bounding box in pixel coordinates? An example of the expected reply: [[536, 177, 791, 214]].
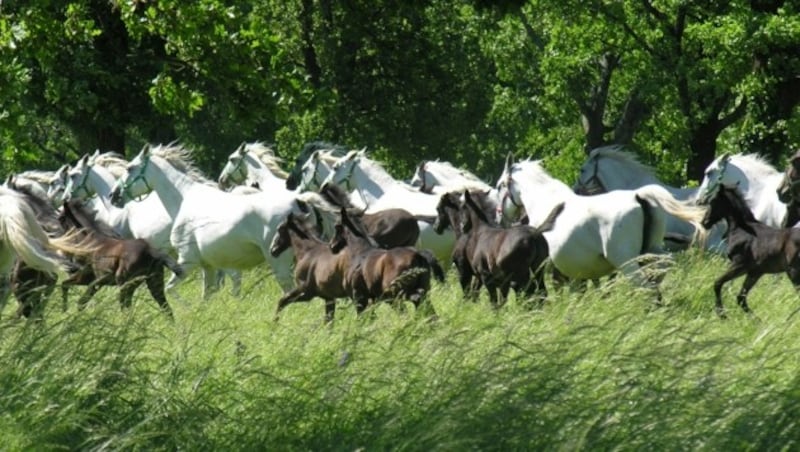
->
[[0, 191, 74, 275], [634, 184, 708, 245]]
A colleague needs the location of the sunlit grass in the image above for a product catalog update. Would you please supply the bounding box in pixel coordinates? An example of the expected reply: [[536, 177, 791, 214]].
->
[[2, 251, 800, 450]]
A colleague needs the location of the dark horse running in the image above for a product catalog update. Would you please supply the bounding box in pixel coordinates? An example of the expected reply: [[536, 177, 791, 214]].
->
[[58, 199, 182, 316], [700, 183, 800, 317]]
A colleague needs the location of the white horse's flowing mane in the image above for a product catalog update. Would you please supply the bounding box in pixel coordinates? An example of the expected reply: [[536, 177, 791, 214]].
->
[[425, 160, 486, 183], [149, 143, 215, 186], [15, 169, 55, 183], [352, 152, 420, 193], [242, 142, 288, 178], [590, 145, 655, 176], [727, 153, 781, 177], [91, 152, 129, 178]]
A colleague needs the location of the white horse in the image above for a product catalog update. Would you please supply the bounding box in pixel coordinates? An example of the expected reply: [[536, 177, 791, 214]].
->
[[495, 156, 707, 284], [109, 144, 326, 296], [696, 153, 786, 228], [320, 150, 457, 264], [409, 160, 492, 194], [217, 142, 289, 192], [7, 166, 70, 207], [574, 145, 724, 250]]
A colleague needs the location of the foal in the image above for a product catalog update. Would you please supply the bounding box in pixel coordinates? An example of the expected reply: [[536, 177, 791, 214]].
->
[[776, 149, 800, 228], [319, 183, 420, 247], [269, 212, 351, 322], [58, 200, 182, 315], [459, 190, 562, 308], [330, 208, 445, 316], [701, 184, 800, 316]]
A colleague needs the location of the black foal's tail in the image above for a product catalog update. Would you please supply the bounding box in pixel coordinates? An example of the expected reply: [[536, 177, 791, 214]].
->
[[418, 249, 445, 282], [148, 246, 185, 278]]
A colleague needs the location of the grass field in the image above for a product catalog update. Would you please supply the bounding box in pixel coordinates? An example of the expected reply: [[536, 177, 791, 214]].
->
[[2, 249, 800, 450]]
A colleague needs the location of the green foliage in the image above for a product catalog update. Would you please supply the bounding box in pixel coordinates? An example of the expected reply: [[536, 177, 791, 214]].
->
[[4, 252, 800, 448]]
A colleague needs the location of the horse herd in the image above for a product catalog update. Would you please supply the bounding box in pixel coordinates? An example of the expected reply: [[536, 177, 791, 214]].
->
[[2, 141, 800, 322]]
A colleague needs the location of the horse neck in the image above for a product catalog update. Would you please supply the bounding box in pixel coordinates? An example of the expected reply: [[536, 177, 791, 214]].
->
[[515, 169, 574, 216], [248, 159, 284, 188], [288, 224, 323, 256], [87, 165, 117, 196], [352, 163, 395, 200], [148, 158, 202, 218], [600, 159, 660, 190]]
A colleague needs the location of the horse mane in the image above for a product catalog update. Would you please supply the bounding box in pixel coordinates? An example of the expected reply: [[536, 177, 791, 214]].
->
[[91, 152, 129, 178], [16, 170, 55, 184], [729, 153, 781, 177], [297, 141, 349, 164], [242, 142, 288, 178], [149, 143, 215, 185], [589, 145, 655, 176], [464, 190, 492, 224], [721, 185, 758, 223], [425, 160, 486, 184], [65, 199, 123, 238], [319, 183, 355, 209]]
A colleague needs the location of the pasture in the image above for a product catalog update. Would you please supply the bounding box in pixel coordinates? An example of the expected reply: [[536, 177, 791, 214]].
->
[[1, 249, 799, 450]]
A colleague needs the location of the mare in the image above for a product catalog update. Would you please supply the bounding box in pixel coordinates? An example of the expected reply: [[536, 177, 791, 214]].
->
[[57, 199, 181, 315], [218, 142, 288, 192], [6, 167, 69, 207], [330, 207, 445, 316], [698, 183, 800, 317], [696, 153, 786, 228], [269, 213, 351, 322], [495, 155, 707, 291], [286, 141, 349, 191], [574, 145, 724, 251], [318, 183, 419, 248], [109, 144, 326, 296], [320, 149, 456, 264], [776, 149, 800, 228], [410, 160, 492, 194]]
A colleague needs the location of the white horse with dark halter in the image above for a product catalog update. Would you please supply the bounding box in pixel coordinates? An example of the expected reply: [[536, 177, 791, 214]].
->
[[319, 149, 456, 264], [574, 145, 724, 251], [696, 153, 786, 228], [109, 144, 329, 297], [410, 160, 492, 194], [217, 142, 289, 192], [495, 155, 707, 287]]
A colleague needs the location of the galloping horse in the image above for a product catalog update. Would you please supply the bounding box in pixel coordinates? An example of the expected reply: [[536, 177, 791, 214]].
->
[[110, 144, 326, 296], [286, 141, 349, 191], [574, 145, 724, 250], [495, 155, 706, 289], [699, 183, 800, 317], [776, 149, 800, 228]]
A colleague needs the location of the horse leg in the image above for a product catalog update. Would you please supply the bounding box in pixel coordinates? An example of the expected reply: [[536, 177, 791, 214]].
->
[[736, 272, 762, 314], [0, 273, 10, 315], [145, 267, 173, 318], [713, 264, 748, 318], [118, 280, 140, 310], [323, 298, 336, 324], [274, 285, 314, 321], [76, 284, 100, 309], [201, 266, 219, 300], [61, 285, 70, 312]]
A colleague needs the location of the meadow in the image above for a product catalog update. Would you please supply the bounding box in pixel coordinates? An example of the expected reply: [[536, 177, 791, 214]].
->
[[1, 249, 799, 450]]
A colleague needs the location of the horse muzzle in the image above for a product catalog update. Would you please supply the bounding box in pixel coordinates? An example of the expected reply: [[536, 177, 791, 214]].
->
[[109, 187, 125, 207]]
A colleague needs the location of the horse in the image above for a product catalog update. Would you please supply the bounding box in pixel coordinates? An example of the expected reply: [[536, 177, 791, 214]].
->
[[109, 143, 326, 297], [698, 183, 800, 317], [410, 160, 492, 194], [320, 149, 457, 264], [574, 145, 724, 251], [218, 142, 289, 193], [294, 147, 352, 195], [5, 167, 69, 207], [330, 207, 444, 316], [776, 149, 800, 228], [318, 183, 419, 248], [696, 153, 786, 228], [269, 212, 351, 322], [286, 141, 349, 191], [495, 155, 707, 291]]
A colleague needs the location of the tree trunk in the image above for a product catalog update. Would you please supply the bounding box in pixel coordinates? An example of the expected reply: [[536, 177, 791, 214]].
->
[[300, 0, 322, 89], [686, 123, 719, 182]]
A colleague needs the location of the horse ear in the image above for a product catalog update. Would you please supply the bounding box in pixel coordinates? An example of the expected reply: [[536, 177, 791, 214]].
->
[[504, 152, 514, 173], [719, 152, 731, 164], [141, 144, 152, 158], [91, 149, 100, 159], [240, 142, 249, 154], [295, 199, 310, 213]]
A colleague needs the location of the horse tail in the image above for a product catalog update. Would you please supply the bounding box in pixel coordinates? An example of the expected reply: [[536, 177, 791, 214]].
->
[[386, 267, 429, 298], [635, 194, 656, 255], [148, 246, 185, 278], [532, 202, 565, 234], [417, 249, 445, 282], [634, 184, 708, 246], [0, 195, 72, 275]]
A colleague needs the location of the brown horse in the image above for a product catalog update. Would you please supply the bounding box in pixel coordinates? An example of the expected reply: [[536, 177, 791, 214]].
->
[[457, 190, 562, 308], [330, 207, 444, 316], [57, 200, 182, 316], [701, 183, 800, 317], [433, 191, 480, 299], [319, 183, 420, 247], [269, 212, 352, 322]]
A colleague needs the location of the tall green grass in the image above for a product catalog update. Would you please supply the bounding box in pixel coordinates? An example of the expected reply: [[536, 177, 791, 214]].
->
[[2, 250, 800, 450]]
